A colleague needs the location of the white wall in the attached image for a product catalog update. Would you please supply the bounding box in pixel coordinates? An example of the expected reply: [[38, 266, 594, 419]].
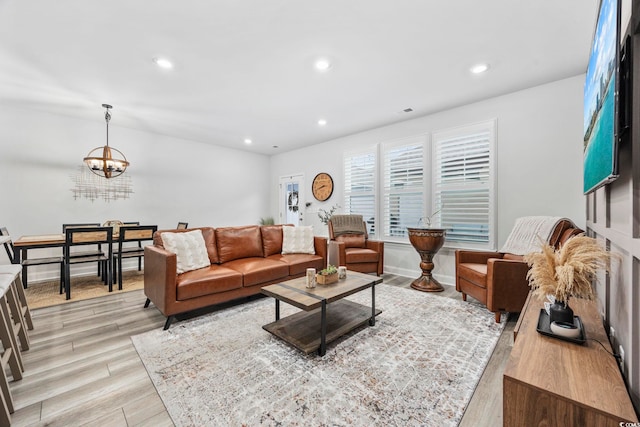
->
[[270, 75, 586, 283], [0, 105, 271, 280]]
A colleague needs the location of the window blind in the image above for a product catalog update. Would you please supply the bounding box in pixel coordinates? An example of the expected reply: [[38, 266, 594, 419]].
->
[[433, 122, 495, 248], [382, 142, 425, 239], [344, 150, 376, 235]]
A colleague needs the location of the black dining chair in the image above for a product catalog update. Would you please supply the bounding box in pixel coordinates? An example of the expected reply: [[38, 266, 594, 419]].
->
[[117, 222, 144, 271], [112, 225, 157, 290], [63, 227, 113, 300], [62, 223, 103, 278], [1, 227, 65, 289]]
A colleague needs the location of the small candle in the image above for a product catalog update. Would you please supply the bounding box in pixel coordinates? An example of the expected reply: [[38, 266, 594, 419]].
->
[[306, 268, 316, 288]]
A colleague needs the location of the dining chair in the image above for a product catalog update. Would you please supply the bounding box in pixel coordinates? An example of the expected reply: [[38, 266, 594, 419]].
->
[[110, 221, 143, 272], [62, 223, 103, 278], [1, 227, 64, 289], [63, 227, 113, 300], [176, 222, 189, 229], [112, 225, 157, 290]]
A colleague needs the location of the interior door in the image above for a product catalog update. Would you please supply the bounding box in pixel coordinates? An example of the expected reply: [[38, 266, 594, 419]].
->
[[279, 174, 305, 225]]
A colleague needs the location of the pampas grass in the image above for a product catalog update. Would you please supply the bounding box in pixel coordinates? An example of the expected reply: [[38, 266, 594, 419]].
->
[[524, 235, 613, 302]]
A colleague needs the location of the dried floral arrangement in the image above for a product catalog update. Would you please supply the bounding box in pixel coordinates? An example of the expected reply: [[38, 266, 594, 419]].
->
[[524, 235, 614, 303]]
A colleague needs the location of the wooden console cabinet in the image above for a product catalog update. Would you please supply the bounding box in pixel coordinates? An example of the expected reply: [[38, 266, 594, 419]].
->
[[503, 293, 638, 426]]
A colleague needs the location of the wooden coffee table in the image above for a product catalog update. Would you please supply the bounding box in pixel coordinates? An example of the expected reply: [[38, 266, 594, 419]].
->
[[261, 271, 382, 356]]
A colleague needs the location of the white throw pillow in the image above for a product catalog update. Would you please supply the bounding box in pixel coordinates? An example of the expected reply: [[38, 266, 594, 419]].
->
[[281, 226, 315, 255], [161, 230, 211, 274]]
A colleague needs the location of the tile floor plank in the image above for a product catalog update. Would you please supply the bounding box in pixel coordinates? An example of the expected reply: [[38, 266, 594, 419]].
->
[[78, 408, 128, 427], [38, 363, 151, 422], [122, 392, 170, 425]]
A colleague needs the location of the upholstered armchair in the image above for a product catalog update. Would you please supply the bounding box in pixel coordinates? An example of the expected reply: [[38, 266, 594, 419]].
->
[[328, 215, 384, 275], [455, 217, 582, 322]]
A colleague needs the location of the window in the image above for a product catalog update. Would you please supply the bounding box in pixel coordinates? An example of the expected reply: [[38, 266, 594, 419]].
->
[[432, 120, 496, 249], [344, 149, 376, 236], [341, 122, 495, 248], [381, 137, 426, 240]]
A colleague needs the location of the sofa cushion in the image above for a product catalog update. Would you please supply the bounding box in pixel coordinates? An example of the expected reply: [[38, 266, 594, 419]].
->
[[154, 227, 219, 264], [261, 225, 284, 257], [216, 226, 263, 263], [457, 262, 488, 288], [282, 225, 315, 254], [176, 265, 243, 300], [267, 253, 325, 276], [161, 230, 211, 274], [336, 234, 366, 249], [223, 258, 289, 287], [345, 247, 379, 264]]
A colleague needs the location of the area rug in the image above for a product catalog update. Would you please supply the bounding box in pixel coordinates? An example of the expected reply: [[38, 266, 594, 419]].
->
[[132, 284, 505, 427], [24, 270, 144, 309]]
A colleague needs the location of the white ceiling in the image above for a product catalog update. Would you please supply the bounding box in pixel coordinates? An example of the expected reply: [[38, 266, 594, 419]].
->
[[0, 1, 598, 155]]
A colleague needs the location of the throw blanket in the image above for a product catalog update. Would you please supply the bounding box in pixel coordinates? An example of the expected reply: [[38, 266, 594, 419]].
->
[[331, 214, 366, 237], [500, 216, 574, 255]]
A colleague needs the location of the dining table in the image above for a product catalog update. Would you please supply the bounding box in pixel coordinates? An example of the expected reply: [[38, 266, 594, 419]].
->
[[11, 234, 67, 264], [11, 228, 160, 263]]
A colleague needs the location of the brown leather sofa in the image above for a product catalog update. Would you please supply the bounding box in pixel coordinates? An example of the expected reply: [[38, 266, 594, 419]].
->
[[144, 225, 327, 329], [328, 219, 384, 275], [455, 219, 582, 322]]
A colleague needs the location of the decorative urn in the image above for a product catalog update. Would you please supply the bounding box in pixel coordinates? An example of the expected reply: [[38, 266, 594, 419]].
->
[[407, 227, 446, 292]]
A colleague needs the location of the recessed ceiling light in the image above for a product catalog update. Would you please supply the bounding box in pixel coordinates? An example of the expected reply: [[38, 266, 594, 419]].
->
[[244, 138, 252, 144], [314, 59, 331, 71], [317, 119, 327, 126], [153, 57, 173, 69], [470, 63, 489, 74]]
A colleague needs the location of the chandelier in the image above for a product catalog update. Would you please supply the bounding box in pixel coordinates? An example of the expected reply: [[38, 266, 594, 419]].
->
[[83, 104, 129, 178]]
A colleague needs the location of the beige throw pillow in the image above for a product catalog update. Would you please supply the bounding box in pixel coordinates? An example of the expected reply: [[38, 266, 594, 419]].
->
[[161, 229, 211, 274], [281, 226, 315, 255]]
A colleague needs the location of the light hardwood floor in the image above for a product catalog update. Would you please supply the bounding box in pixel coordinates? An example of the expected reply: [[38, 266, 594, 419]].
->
[[9, 274, 515, 426]]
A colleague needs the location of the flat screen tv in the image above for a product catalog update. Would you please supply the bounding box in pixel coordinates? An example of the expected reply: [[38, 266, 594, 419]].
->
[[583, 0, 620, 194]]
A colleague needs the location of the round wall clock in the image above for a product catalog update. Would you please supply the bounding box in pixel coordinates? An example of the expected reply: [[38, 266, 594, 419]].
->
[[312, 172, 334, 201]]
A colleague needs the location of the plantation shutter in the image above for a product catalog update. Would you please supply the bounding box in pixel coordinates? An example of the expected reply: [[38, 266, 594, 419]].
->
[[382, 139, 425, 239], [433, 121, 495, 249], [344, 150, 376, 236]]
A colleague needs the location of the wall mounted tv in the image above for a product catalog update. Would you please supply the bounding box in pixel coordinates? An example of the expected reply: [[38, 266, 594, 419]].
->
[[583, 0, 620, 194]]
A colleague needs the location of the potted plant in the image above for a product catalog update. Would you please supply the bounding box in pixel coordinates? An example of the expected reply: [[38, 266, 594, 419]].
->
[[317, 264, 338, 285], [317, 204, 340, 225], [259, 217, 275, 225], [524, 235, 613, 323], [416, 209, 441, 228]]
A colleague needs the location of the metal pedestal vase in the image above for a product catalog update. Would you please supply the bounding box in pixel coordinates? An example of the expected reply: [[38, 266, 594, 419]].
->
[[407, 227, 446, 292]]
